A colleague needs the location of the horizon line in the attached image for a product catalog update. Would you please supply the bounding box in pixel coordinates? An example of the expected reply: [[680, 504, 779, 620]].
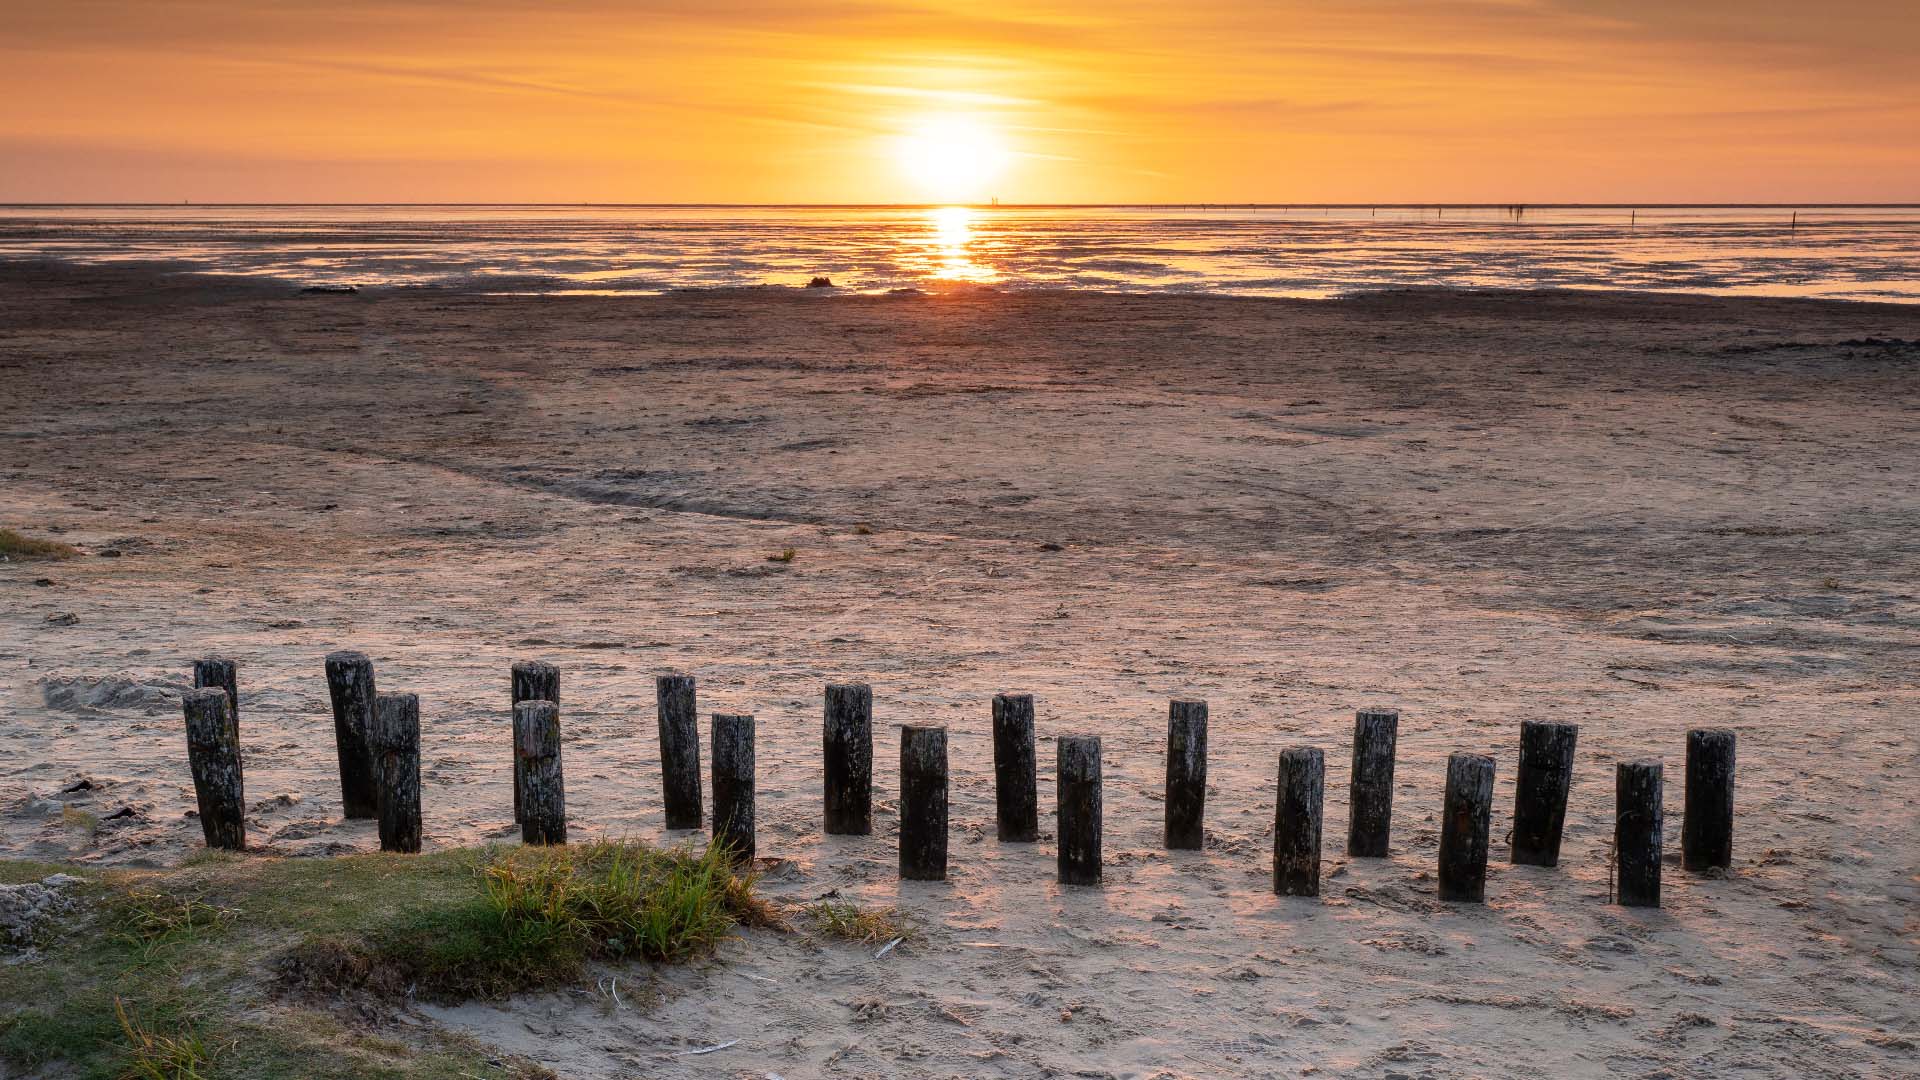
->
[[3, 202, 1918, 211]]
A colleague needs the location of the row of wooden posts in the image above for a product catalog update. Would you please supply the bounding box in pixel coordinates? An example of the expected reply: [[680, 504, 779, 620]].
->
[[179, 654, 1738, 908]]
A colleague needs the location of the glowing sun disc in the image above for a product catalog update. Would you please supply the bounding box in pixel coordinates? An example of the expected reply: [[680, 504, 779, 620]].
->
[[895, 115, 1009, 203]]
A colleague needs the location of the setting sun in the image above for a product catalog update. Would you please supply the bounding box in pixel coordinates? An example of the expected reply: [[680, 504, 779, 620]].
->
[[893, 115, 1010, 204]]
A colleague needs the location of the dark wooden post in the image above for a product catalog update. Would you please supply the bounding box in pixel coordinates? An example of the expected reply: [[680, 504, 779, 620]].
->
[[1273, 747, 1324, 897], [1057, 735, 1102, 886], [1163, 698, 1208, 850], [1439, 753, 1495, 902], [992, 693, 1038, 842], [823, 682, 872, 835], [324, 650, 379, 819], [182, 687, 245, 851], [900, 725, 949, 881], [711, 713, 755, 865], [1511, 720, 1578, 867], [656, 673, 702, 830], [371, 691, 422, 854], [193, 657, 238, 723], [514, 699, 566, 845], [1682, 729, 1735, 872], [510, 661, 559, 824], [1615, 760, 1663, 907], [1347, 707, 1399, 857]]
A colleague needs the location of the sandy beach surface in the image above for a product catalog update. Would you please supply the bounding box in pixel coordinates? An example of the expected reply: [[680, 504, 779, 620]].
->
[[2, 263, 1917, 1078]]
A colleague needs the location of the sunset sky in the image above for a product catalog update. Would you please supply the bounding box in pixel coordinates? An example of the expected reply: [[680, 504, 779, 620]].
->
[[4, 1, 1917, 204]]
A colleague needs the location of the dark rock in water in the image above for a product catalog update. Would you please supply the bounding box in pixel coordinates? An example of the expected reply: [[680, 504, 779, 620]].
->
[[806, 276, 834, 289], [301, 284, 359, 294]]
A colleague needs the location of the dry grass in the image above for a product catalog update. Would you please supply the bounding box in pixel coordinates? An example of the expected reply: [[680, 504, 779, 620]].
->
[[59, 806, 98, 837], [0, 528, 79, 561], [114, 998, 218, 1080], [803, 900, 918, 945], [114, 888, 239, 961]]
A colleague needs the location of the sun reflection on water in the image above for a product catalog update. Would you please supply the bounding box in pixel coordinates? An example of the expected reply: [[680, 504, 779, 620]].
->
[[916, 206, 998, 283]]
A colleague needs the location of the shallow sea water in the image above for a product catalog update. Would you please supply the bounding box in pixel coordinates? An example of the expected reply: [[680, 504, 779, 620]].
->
[[2, 203, 1917, 301]]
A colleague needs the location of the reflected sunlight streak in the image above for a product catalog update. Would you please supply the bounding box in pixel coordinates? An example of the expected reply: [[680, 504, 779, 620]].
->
[[919, 206, 998, 284]]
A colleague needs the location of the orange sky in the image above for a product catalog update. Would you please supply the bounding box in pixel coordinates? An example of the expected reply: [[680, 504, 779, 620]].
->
[[3, 1, 1916, 203]]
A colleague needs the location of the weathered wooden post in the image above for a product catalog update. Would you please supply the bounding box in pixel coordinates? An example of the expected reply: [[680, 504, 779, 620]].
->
[[514, 699, 566, 845], [823, 682, 872, 835], [1057, 735, 1102, 886], [182, 687, 245, 851], [656, 673, 702, 830], [1273, 746, 1324, 897], [371, 691, 422, 854], [1164, 698, 1208, 850], [1615, 760, 1663, 907], [1683, 729, 1735, 872], [711, 713, 755, 865], [1347, 707, 1399, 857], [992, 693, 1038, 842], [510, 661, 559, 824], [193, 657, 239, 723], [324, 650, 379, 819], [1511, 720, 1578, 866], [1439, 752, 1494, 902], [900, 725, 949, 881]]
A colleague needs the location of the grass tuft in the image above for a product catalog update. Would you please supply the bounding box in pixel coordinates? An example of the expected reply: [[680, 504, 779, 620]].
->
[[803, 900, 918, 945], [283, 838, 766, 1002], [114, 888, 238, 961], [0, 528, 79, 561], [61, 806, 99, 837], [115, 997, 217, 1080]]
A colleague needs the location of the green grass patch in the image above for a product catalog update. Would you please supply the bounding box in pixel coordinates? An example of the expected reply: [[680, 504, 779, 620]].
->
[[287, 838, 776, 1002], [1, 838, 767, 1078], [0, 528, 80, 561]]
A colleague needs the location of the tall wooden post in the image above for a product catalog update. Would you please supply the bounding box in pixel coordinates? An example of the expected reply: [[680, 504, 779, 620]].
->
[[1438, 753, 1494, 902], [182, 687, 245, 851], [1273, 747, 1324, 897], [992, 693, 1038, 842], [900, 726, 949, 881], [514, 699, 566, 845], [656, 673, 702, 830], [510, 661, 559, 824], [1057, 736, 1102, 886], [1615, 760, 1663, 907], [1164, 698, 1208, 850], [1347, 707, 1399, 857], [324, 650, 379, 819], [1511, 720, 1578, 867], [824, 682, 873, 835], [1682, 729, 1735, 872], [711, 713, 755, 865], [371, 691, 422, 853]]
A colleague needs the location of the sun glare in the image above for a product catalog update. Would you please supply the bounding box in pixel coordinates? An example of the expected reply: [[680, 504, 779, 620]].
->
[[894, 115, 1010, 204]]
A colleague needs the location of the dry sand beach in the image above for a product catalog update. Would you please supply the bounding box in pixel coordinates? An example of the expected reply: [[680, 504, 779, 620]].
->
[[3, 263, 1918, 1077]]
